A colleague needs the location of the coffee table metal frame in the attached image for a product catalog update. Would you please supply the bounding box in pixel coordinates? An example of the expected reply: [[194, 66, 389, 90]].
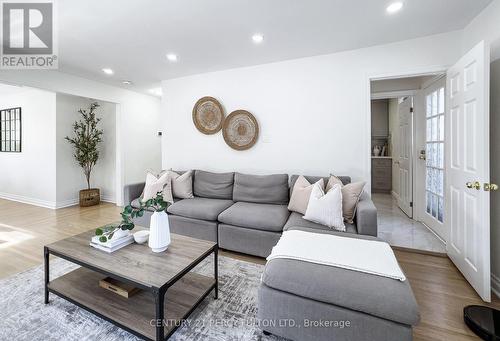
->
[[44, 243, 218, 341]]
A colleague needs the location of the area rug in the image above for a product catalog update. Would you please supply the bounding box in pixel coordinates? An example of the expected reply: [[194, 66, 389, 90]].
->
[[0, 255, 284, 340]]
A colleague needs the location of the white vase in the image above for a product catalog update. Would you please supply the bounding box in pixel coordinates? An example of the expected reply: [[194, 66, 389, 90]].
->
[[148, 211, 171, 252]]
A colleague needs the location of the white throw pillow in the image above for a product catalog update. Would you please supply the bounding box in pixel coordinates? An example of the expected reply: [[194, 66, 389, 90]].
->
[[142, 171, 174, 204], [303, 182, 345, 231], [288, 176, 324, 215]]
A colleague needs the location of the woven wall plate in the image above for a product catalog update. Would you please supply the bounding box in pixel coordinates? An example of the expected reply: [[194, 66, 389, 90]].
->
[[192, 96, 224, 135], [223, 110, 259, 150]]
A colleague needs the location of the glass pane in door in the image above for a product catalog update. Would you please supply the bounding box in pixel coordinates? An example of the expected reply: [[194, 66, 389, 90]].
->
[[425, 87, 445, 223]]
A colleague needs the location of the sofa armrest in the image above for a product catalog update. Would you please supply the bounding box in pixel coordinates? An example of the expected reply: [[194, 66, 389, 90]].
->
[[123, 182, 145, 205], [355, 193, 378, 237]]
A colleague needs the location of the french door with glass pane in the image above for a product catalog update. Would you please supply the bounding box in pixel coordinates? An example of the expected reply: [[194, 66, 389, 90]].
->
[[422, 77, 446, 239]]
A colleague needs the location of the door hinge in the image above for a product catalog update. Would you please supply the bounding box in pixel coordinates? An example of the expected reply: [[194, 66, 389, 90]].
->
[[410, 202, 413, 207], [410, 107, 414, 113]]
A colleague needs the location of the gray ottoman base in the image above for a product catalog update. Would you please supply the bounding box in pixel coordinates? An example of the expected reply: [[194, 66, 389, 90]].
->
[[257, 283, 413, 341], [218, 224, 281, 258]]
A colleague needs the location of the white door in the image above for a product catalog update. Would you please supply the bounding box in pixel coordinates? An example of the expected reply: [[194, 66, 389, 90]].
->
[[421, 77, 447, 240], [397, 97, 413, 218], [446, 41, 491, 302]]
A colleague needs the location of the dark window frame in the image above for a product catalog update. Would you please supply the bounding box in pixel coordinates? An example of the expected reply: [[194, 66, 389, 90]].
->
[[0, 107, 22, 152]]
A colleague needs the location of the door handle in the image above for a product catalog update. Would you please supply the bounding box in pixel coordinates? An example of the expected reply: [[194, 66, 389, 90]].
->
[[484, 183, 499, 191], [466, 181, 481, 190]]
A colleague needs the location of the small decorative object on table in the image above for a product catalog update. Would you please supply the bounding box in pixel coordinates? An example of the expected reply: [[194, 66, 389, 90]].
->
[[93, 192, 171, 253], [133, 230, 150, 244], [90, 223, 134, 253], [99, 277, 140, 298]]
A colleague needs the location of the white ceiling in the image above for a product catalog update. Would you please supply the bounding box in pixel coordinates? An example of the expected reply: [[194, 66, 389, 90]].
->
[[57, 0, 493, 95]]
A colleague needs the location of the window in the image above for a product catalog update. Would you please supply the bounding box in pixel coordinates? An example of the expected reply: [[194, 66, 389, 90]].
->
[[0, 107, 21, 152], [425, 88, 444, 222]]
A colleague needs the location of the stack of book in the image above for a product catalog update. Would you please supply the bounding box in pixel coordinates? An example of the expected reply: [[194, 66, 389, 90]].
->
[[90, 232, 134, 253]]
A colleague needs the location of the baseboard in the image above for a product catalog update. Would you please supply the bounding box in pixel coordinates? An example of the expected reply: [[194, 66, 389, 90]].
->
[[56, 195, 116, 209], [55, 198, 79, 209], [0, 191, 58, 209], [492, 273, 500, 298], [0, 192, 117, 210], [101, 195, 116, 204]]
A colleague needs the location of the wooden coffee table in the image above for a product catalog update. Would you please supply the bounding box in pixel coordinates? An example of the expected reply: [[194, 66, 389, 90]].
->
[[44, 227, 218, 341]]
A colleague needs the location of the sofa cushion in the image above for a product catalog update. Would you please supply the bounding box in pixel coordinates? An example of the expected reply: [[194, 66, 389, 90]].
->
[[167, 197, 233, 221], [262, 256, 420, 326], [233, 173, 289, 204], [218, 202, 290, 232], [285, 212, 357, 234], [193, 170, 234, 199]]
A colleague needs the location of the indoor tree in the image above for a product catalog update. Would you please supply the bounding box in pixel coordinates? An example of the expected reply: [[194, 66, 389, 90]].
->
[[65, 102, 103, 189]]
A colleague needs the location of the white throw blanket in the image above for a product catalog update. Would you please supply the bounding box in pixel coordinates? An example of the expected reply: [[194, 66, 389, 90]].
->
[[267, 230, 406, 281]]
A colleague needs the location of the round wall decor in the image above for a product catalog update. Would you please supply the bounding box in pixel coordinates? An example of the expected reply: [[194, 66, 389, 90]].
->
[[192, 97, 224, 135], [223, 110, 259, 150]]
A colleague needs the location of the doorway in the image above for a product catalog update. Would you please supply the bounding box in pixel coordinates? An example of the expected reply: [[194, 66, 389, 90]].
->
[[368, 41, 493, 302], [370, 75, 446, 254]]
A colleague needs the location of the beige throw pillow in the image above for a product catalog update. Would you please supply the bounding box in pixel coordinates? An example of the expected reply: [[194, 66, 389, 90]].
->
[[303, 182, 345, 231], [168, 170, 194, 199], [326, 175, 366, 224], [288, 176, 324, 215], [142, 170, 174, 204]]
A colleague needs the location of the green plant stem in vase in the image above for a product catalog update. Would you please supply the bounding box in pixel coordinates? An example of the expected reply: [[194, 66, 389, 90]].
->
[[95, 192, 170, 242]]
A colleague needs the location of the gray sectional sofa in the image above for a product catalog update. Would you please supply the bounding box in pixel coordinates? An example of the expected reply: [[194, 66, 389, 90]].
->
[[124, 170, 419, 340], [123, 170, 378, 257]]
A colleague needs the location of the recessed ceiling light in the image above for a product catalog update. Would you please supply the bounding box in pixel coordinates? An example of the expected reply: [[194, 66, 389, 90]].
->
[[252, 34, 264, 44], [166, 54, 178, 62], [149, 88, 162, 97], [122, 80, 132, 85], [102, 68, 114, 75], [386, 2, 403, 14]]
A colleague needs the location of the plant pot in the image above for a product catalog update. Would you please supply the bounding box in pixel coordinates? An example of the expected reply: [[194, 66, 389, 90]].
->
[[79, 188, 100, 207], [148, 211, 171, 253]]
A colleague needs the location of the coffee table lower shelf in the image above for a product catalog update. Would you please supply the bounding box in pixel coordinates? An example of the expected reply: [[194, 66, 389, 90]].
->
[[47, 267, 216, 340]]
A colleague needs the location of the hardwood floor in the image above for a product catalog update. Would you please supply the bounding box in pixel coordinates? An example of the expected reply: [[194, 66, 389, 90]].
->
[[0, 198, 498, 340]]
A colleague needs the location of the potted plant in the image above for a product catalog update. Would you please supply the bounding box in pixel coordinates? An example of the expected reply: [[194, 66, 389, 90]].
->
[[95, 192, 171, 252], [65, 102, 103, 207]]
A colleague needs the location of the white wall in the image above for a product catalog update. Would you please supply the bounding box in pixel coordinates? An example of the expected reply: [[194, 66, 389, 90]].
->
[[0, 70, 161, 205], [0, 86, 57, 207], [56, 94, 116, 206], [161, 31, 461, 183], [371, 99, 389, 137], [462, 0, 500, 59]]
